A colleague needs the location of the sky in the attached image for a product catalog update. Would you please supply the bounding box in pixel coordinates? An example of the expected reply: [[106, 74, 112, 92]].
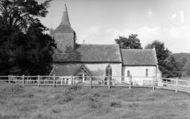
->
[[40, 0, 190, 53]]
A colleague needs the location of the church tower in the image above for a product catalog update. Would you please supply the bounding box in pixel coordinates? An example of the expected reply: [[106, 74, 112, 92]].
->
[[53, 4, 76, 52]]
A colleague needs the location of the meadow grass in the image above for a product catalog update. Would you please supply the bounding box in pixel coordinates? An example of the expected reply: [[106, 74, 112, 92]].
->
[[0, 84, 190, 119]]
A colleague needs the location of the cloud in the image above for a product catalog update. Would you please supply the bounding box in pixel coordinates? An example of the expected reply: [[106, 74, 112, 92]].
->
[[78, 25, 190, 53], [78, 25, 101, 44], [179, 10, 185, 24], [171, 13, 177, 20], [147, 9, 152, 17], [171, 11, 185, 24], [105, 26, 190, 53]]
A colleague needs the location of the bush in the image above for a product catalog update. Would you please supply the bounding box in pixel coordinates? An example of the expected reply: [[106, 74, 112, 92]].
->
[[93, 92, 100, 97], [110, 101, 122, 108], [70, 84, 82, 91], [51, 108, 61, 113], [57, 94, 73, 104], [88, 96, 102, 109]]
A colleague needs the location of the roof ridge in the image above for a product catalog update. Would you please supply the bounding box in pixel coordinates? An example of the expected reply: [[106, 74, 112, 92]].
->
[[79, 44, 118, 46], [121, 49, 154, 51]]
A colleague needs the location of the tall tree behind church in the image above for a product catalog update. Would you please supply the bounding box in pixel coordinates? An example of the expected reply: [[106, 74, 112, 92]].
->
[[145, 40, 182, 77], [115, 34, 142, 49], [0, 0, 55, 75]]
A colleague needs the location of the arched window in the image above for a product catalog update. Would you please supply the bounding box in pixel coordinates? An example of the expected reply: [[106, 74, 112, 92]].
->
[[146, 68, 148, 77], [105, 65, 112, 85], [106, 65, 112, 77], [127, 70, 130, 77]]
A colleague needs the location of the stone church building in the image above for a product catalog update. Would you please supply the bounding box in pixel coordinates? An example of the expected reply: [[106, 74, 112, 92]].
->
[[50, 5, 160, 86]]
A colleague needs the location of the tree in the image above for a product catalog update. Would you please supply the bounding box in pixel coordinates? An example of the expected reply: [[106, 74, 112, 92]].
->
[[115, 34, 142, 49], [182, 61, 190, 77], [0, 0, 55, 75], [0, 0, 51, 31], [145, 40, 181, 77]]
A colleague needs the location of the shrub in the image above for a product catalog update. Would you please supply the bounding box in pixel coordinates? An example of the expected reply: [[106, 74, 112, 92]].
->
[[93, 93, 100, 97], [51, 108, 61, 114], [70, 84, 82, 91], [63, 94, 73, 102], [57, 94, 73, 104], [110, 101, 122, 108], [88, 96, 102, 109]]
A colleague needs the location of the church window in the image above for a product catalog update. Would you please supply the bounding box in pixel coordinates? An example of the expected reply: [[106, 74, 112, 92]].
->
[[127, 70, 130, 77], [106, 65, 112, 77], [146, 68, 148, 77], [105, 65, 112, 85]]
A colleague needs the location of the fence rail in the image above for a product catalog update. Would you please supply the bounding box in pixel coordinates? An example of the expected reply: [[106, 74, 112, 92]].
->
[[0, 75, 156, 88], [160, 77, 190, 93], [0, 75, 190, 93]]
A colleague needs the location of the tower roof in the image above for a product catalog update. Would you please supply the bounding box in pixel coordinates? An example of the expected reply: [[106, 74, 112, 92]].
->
[[54, 4, 74, 33]]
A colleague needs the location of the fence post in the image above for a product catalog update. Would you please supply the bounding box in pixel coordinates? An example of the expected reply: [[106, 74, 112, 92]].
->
[[71, 76, 73, 86], [61, 77, 63, 86], [8, 75, 10, 84], [129, 75, 132, 89], [38, 75, 40, 87], [22, 75, 25, 86], [90, 77, 92, 89], [175, 78, 178, 93], [108, 76, 111, 89], [152, 77, 155, 91], [53, 75, 56, 87]]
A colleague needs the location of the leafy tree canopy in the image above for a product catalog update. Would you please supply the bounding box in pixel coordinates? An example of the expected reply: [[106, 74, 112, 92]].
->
[[145, 40, 181, 77], [0, 0, 51, 31], [115, 34, 142, 49], [182, 61, 190, 77], [0, 0, 55, 75]]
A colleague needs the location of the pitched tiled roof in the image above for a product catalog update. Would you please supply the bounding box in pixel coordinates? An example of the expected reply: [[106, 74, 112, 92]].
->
[[121, 49, 158, 66], [53, 44, 122, 63], [53, 64, 81, 76], [53, 64, 105, 76]]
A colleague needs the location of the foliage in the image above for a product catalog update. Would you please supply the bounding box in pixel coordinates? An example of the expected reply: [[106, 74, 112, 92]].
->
[[0, 0, 55, 75], [182, 61, 190, 77], [115, 34, 142, 49], [0, 0, 51, 31], [172, 53, 190, 77], [145, 40, 181, 77]]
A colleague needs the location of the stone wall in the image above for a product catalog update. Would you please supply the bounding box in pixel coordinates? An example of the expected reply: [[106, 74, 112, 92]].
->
[[123, 66, 157, 86]]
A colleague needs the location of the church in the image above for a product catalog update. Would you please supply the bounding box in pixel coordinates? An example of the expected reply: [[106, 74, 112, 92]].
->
[[50, 5, 160, 86]]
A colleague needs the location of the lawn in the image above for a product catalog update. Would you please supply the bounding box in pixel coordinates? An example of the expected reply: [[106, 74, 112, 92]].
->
[[0, 84, 190, 119]]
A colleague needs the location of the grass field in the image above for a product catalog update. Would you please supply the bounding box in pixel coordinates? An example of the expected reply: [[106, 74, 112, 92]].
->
[[0, 84, 190, 119]]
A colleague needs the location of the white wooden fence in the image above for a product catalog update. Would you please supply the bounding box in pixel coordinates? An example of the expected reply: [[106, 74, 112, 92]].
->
[[0, 75, 190, 93], [161, 78, 190, 93], [0, 75, 156, 89]]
